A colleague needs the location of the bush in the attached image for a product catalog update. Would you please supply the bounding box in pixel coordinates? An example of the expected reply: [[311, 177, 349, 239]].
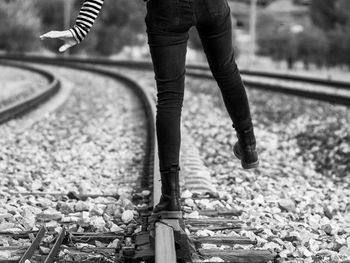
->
[[308, 0, 350, 67], [257, 13, 299, 68], [0, 0, 41, 53], [35, 0, 146, 55], [256, 1, 350, 68], [326, 25, 350, 67], [297, 26, 329, 68], [75, 0, 146, 55]]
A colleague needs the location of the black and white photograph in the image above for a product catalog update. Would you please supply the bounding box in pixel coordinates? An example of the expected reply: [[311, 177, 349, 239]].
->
[[0, 0, 349, 262]]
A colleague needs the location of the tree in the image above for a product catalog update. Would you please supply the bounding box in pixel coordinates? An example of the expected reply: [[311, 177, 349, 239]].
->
[[73, 0, 146, 55], [34, 0, 146, 55], [257, 1, 350, 68], [326, 25, 350, 67], [297, 26, 329, 68], [256, 12, 299, 68], [310, 0, 350, 67], [0, 0, 41, 53], [310, 0, 350, 30], [310, 0, 338, 30]]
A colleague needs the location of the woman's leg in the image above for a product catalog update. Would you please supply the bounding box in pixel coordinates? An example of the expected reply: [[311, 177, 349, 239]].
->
[[145, 0, 191, 171], [195, 3, 259, 168], [145, 0, 192, 215], [147, 31, 189, 171], [196, 6, 252, 132]]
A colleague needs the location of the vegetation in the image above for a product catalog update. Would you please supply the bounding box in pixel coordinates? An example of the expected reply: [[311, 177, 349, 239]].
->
[[0, 0, 41, 52], [1, 0, 349, 65], [0, 0, 146, 55], [257, 0, 350, 68], [0, 0, 236, 56], [73, 0, 146, 55]]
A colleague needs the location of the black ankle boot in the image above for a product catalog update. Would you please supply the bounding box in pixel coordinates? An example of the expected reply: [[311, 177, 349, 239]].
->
[[152, 164, 182, 218], [233, 126, 259, 169]]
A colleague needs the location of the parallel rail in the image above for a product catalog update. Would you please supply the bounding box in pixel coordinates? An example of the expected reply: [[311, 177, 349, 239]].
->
[[0, 60, 60, 124], [1, 54, 346, 262], [1, 54, 349, 106], [0, 59, 173, 263], [187, 64, 350, 90]]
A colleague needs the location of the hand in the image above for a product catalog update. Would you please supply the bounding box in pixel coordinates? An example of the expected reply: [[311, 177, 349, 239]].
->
[[40, 30, 78, 53]]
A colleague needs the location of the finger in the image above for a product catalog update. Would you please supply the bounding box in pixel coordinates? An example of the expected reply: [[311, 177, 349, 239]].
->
[[40, 31, 68, 40], [59, 43, 73, 53], [40, 31, 58, 40], [61, 31, 79, 44], [40, 31, 55, 40]]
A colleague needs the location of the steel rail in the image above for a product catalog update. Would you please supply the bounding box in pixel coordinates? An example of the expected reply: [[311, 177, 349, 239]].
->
[[0, 59, 156, 191], [0, 60, 61, 124], [186, 63, 350, 90], [0, 55, 310, 262], [50, 61, 174, 263], [18, 226, 46, 263], [44, 227, 66, 263], [0, 54, 349, 106], [1, 54, 350, 88], [0, 58, 175, 263], [185, 70, 350, 106], [49, 61, 158, 191], [155, 222, 177, 263]]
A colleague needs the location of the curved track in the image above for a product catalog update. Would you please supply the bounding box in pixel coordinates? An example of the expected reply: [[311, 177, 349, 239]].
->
[[0, 60, 60, 124], [1, 55, 348, 262], [0, 59, 163, 263], [1, 54, 349, 106]]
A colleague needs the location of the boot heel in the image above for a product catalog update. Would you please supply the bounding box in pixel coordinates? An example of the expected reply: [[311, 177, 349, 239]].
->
[[241, 160, 259, 169], [155, 211, 183, 219], [233, 143, 241, 160], [150, 211, 183, 222], [233, 127, 259, 169]]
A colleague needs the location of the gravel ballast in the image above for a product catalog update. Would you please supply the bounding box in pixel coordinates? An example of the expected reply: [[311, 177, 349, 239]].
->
[[0, 65, 49, 109], [1, 62, 349, 262], [182, 75, 350, 262], [108, 66, 350, 262], [0, 65, 148, 261]]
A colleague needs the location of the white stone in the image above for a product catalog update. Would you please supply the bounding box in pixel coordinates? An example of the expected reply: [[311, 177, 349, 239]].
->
[[184, 199, 195, 207], [121, 210, 134, 223], [110, 223, 123, 232], [141, 190, 151, 197], [181, 190, 193, 199]]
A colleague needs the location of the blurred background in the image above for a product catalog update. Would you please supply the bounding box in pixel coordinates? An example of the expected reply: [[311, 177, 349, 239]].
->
[[0, 0, 350, 75]]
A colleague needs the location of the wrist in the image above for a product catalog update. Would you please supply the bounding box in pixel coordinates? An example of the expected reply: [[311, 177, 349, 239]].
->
[[69, 28, 81, 44]]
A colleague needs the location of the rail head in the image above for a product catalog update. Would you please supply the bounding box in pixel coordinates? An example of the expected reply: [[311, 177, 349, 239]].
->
[[155, 222, 177, 263], [2, 54, 350, 89], [0, 60, 61, 124], [0, 55, 292, 263]]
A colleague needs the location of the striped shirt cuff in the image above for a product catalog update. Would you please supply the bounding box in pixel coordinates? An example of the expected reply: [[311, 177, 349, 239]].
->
[[69, 0, 104, 44], [69, 28, 80, 44]]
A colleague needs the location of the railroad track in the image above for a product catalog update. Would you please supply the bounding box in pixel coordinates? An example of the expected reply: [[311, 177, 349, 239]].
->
[[1, 54, 349, 106], [0, 60, 60, 124], [0, 60, 158, 262], [1, 55, 348, 262]]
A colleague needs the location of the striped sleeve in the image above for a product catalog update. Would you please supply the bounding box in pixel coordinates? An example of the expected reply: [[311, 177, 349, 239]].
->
[[69, 0, 104, 44]]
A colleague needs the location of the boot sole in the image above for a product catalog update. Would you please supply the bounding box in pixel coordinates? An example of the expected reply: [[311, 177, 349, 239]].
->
[[233, 146, 259, 170], [151, 211, 183, 219]]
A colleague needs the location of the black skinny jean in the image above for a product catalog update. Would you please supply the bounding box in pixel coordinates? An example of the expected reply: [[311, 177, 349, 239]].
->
[[145, 0, 253, 171]]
